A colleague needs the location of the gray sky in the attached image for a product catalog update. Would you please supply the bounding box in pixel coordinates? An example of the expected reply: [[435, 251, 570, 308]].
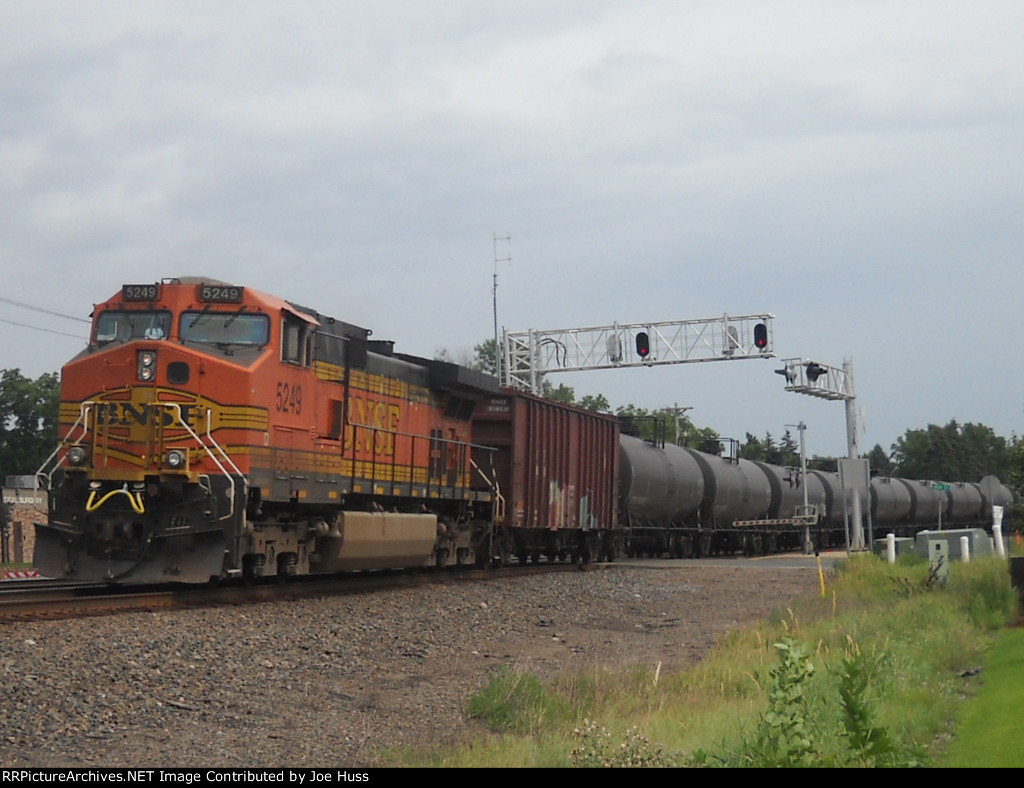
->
[[2, 1, 1022, 462]]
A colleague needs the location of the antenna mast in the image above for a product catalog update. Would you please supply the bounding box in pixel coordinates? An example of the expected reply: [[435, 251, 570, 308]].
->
[[492, 233, 511, 382]]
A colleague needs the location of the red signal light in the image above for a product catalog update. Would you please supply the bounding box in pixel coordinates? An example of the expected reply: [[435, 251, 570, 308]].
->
[[754, 323, 768, 349], [635, 331, 650, 358]]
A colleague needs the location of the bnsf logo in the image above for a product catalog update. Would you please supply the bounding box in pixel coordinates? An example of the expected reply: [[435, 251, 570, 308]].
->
[[344, 397, 400, 456], [93, 401, 200, 429]]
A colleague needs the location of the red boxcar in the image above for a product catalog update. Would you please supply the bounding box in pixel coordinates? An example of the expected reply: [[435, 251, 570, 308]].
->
[[472, 389, 620, 563]]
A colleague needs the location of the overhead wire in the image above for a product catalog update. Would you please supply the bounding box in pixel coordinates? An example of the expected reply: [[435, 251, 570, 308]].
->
[[0, 296, 90, 323], [0, 316, 87, 339], [0, 295, 90, 340]]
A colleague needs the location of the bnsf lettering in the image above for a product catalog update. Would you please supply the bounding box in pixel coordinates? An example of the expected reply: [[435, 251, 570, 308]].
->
[[95, 402, 197, 428], [344, 398, 401, 456]]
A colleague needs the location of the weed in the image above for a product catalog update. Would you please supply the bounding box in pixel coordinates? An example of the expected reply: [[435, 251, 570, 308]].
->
[[467, 667, 572, 733], [741, 637, 820, 767], [570, 720, 675, 768]]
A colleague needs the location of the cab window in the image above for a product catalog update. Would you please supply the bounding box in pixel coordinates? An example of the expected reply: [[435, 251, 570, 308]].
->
[[94, 310, 172, 343], [179, 310, 270, 345], [282, 315, 312, 366]]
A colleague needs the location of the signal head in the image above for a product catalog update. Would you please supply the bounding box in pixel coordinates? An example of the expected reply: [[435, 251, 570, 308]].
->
[[635, 331, 650, 358], [775, 364, 796, 384], [754, 322, 768, 350]]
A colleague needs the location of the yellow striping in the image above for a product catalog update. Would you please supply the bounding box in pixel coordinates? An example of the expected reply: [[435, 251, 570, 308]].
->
[[328, 367, 434, 404], [58, 388, 269, 433]]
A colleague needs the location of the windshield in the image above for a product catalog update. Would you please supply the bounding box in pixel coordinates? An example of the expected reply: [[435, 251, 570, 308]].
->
[[179, 310, 270, 346], [94, 310, 172, 343]]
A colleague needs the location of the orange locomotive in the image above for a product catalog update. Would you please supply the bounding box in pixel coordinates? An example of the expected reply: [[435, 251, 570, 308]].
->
[[35, 277, 500, 583]]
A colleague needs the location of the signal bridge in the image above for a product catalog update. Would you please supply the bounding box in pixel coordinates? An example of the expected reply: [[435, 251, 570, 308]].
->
[[502, 313, 775, 394]]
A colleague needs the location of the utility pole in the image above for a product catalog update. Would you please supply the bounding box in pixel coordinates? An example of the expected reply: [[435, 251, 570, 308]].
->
[[786, 421, 811, 552], [669, 404, 693, 446]]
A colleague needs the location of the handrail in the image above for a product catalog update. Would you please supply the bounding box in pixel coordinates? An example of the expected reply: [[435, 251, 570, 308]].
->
[[471, 456, 503, 520], [35, 402, 94, 491], [156, 403, 244, 521]]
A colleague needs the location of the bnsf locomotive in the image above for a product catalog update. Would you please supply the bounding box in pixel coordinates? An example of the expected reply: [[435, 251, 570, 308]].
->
[[35, 277, 514, 583]]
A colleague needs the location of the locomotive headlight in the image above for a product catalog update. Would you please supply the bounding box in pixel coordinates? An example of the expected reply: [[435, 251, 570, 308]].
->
[[137, 350, 157, 382], [165, 449, 187, 470], [67, 446, 88, 466]]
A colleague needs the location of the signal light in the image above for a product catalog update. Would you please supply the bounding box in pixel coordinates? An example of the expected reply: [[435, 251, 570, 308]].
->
[[754, 323, 768, 350], [775, 365, 796, 384], [805, 362, 826, 382], [635, 331, 650, 358]]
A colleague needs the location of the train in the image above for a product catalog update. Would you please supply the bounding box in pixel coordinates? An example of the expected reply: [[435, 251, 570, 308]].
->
[[33, 277, 1014, 585]]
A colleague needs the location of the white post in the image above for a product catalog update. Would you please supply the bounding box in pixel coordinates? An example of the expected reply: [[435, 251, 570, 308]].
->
[[886, 532, 896, 564], [993, 505, 1005, 558], [960, 535, 970, 563]]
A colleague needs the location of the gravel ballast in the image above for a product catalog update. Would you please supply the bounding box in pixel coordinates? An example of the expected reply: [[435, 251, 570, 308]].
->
[[1, 562, 824, 767]]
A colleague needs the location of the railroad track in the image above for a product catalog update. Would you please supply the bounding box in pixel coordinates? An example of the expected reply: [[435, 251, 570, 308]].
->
[[0, 561, 594, 623]]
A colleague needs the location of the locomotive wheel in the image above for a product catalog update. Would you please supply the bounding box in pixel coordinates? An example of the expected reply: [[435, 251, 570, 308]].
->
[[242, 555, 265, 585], [277, 553, 297, 583]]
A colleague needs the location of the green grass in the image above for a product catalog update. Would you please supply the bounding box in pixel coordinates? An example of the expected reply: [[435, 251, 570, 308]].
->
[[382, 553, 1019, 768], [941, 626, 1024, 768]]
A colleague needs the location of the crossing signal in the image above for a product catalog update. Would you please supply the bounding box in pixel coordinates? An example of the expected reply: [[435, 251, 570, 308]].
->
[[753, 322, 768, 350], [635, 331, 650, 358]]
